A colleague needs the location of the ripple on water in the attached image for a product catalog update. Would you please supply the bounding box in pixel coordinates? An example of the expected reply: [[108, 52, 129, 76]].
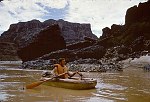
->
[[0, 81, 25, 102], [0, 82, 25, 91], [95, 83, 128, 101], [138, 89, 150, 94], [96, 83, 127, 90], [0, 91, 12, 102]]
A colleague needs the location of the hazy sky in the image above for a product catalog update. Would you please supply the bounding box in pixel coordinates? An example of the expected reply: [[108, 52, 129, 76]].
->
[[0, 0, 148, 37]]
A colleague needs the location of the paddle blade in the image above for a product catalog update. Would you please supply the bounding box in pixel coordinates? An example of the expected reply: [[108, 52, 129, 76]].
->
[[26, 81, 44, 89]]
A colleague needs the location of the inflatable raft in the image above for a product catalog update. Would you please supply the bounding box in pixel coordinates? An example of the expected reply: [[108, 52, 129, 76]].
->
[[41, 77, 97, 90]]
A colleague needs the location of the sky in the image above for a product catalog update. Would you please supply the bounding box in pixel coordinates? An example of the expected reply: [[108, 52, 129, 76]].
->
[[0, 0, 148, 37]]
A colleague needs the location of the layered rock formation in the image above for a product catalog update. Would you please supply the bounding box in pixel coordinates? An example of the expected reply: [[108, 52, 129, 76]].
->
[[0, 19, 97, 61], [17, 24, 66, 62], [125, 0, 150, 26], [99, 0, 150, 53], [44, 19, 98, 44], [21, 0, 150, 72], [0, 19, 97, 48], [0, 20, 43, 47], [0, 42, 19, 60]]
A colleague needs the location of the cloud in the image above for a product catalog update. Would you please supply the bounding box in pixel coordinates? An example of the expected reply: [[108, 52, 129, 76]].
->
[[0, 0, 43, 34], [0, 0, 68, 34], [0, 0, 148, 37], [35, 0, 68, 9], [65, 0, 147, 37]]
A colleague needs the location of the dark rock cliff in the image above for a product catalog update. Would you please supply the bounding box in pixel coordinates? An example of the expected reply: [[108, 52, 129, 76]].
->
[[125, 1, 150, 26], [44, 19, 98, 44], [20, 1, 150, 71], [0, 19, 97, 61], [0, 20, 43, 47], [0, 19, 97, 48], [99, 0, 150, 53], [0, 42, 19, 60], [17, 24, 66, 62]]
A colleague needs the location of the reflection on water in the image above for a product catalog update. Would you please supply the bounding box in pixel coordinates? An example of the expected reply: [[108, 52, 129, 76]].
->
[[0, 64, 150, 102]]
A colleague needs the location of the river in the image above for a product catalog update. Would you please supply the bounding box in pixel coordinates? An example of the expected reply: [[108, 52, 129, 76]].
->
[[0, 61, 150, 102]]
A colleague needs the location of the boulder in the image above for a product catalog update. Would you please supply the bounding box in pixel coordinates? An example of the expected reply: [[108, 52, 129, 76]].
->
[[143, 64, 150, 71], [17, 24, 66, 62]]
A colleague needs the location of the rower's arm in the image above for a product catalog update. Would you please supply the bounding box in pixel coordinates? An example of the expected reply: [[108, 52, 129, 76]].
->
[[51, 67, 58, 76], [67, 71, 77, 77], [67, 71, 83, 78]]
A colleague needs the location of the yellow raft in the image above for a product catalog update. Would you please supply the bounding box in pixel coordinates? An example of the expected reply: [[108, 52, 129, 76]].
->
[[41, 77, 97, 90]]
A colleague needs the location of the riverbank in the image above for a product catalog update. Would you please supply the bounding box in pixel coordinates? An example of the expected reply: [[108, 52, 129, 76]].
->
[[0, 61, 22, 68], [1, 55, 150, 72]]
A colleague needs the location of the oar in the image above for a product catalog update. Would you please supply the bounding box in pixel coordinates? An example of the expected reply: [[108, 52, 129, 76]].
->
[[26, 78, 52, 89], [77, 72, 83, 80], [77, 72, 83, 76]]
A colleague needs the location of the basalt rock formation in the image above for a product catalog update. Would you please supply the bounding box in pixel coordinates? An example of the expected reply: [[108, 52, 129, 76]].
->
[[0, 20, 43, 48], [0, 19, 97, 48], [17, 24, 66, 62], [0, 42, 19, 60], [0, 19, 97, 61], [44, 19, 98, 44], [21, 1, 150, 70], [125, 0, 150, 26], [99, 0, 150, 54]]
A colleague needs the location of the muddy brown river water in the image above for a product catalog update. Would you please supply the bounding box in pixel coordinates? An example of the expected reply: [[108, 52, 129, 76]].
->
[[0, 62, 150, 102]]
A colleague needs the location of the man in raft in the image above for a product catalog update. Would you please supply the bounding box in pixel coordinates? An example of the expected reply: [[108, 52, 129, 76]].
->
[[52, 58, 82, 79]]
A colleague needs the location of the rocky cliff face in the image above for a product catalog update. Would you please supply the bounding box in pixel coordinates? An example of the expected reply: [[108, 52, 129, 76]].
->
[[0, 20, 43, 47], [17, 24, 66, 62], [56, 19, 97, 44], [0, 42, 20, 60], [20, 1, 150, 71], [0, 19, 97, 61], [99, 0, 150, 53], [0, 19, 97, 48], [125, 0, 150, 26]]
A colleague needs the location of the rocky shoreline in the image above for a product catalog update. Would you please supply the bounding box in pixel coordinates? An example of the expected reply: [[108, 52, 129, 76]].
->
[[20, 43, 150, 72], [1, 55, 148, 73], [19, 56, 146, 73], [1, 54, 150, 72]]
